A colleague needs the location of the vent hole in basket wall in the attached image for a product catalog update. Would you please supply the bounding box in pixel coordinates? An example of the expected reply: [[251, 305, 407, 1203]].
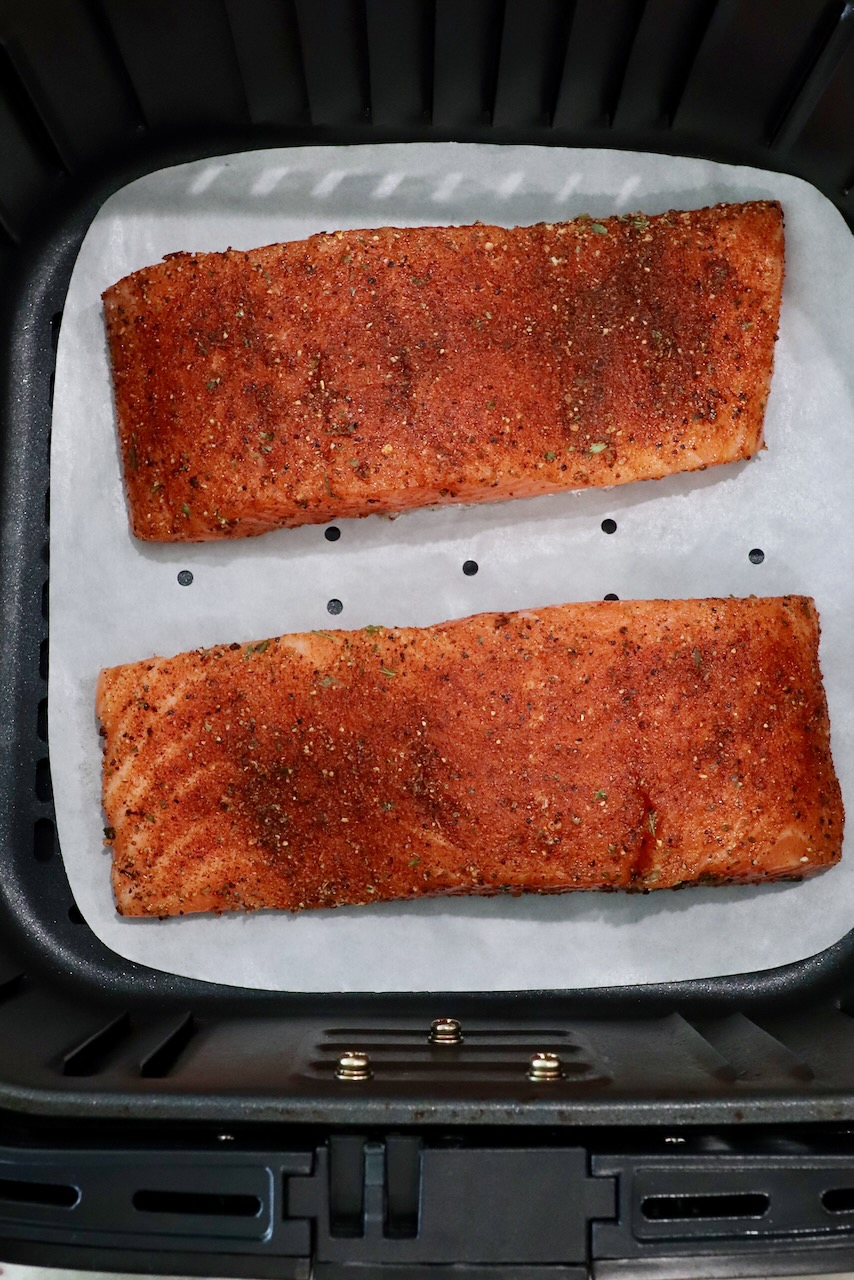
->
[[463, 560, 479, 576], [139, 1014, 197, 1079], [327, 598, 343, 615], [325, 526, 341, 542], [35, 758, 52, 802], [641, 1192, 770, 1221], [749, 548, 765, 564], [177, 569, 193, 586], [604, 593, 619, 601], [601, 518, 617, 534], [33, 818, 55, 863], [132, 1189, 262, 1218], [37, 697, 47, 742], [0, 1178, 78, 1209], [823, 1188, 854, 1214]]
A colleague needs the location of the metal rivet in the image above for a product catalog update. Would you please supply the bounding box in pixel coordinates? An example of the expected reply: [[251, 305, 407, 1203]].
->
[[528, 1052, 563, 1082], [429, 1017, 463, 1045], [335, 1050, 372, 1081]]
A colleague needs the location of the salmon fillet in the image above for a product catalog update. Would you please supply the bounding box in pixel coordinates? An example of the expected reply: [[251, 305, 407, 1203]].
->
[[97, 596, 841, 917], [102, 201, 784, 541]]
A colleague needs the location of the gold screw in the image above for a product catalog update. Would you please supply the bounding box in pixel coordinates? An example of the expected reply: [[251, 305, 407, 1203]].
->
[[429, 1017, 463, 1045], [528, 1052, 563, 1082], [335, 1050, 373, 1082]]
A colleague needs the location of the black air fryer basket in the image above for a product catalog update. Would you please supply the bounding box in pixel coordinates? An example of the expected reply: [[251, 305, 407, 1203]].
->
[[3, 1, 854, 1275]]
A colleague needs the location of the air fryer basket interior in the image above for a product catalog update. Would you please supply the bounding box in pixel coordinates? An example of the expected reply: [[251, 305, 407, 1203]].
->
[[1, 0, 854, 1131]]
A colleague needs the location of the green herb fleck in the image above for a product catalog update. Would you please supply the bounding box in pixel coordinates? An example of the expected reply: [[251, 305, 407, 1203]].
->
[[692, 647, 703, 670], [103, 826, 116, 841], [151, 481, 163, 494], [363, 624, 383, 634], [128, 439, 139, 471], [544, 450, 556, 462], [590, 222, 608, 235], [382, 801, 396, 811], [243, 639, 270, 658], [594, 789, 608, 801], [181, 502, 192, 518], [632, 216, 650, 231], [311, 630, 337, 640], [319, 674, 340, 688], [408, 855, 421, 867], [589, 441, 608, 454], [380, 667, 396, 678], [206, 378, 220, 391], [204, 721, 212, 732], [261, 269, 272, 283], [486, 399, 496, 410], [648, 810, 657, 837], [651, 329, 662, 341], [145, 813, 156, 824]]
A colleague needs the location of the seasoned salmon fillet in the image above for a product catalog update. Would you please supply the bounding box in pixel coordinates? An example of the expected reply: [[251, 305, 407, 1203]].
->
[[97, 596, 841, 917], [103, 201, 784, 541]]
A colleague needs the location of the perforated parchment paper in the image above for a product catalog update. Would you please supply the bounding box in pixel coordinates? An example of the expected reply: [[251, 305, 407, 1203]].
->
[[48, 143, 854, 992]]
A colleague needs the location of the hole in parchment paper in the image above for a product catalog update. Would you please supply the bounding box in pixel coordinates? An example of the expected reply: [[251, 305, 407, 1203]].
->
[[327, 598, 344, 616], [601, 518, 617, 534], [325, 526, 341, 542], [748, 548, 765, 564], [177, 570, 194, 586], [604, 593, 619, 601], [462, 560, 479, 576], [68, 904, 84, 925]]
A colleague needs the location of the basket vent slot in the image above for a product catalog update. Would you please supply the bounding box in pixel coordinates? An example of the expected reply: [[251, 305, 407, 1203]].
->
[[642, 1192, 769, 1221], [0, 1177, 78, 1209], [62, 1011, 131, 1076], [33, 816, 55, 862], [0, 43, 66, 175], [139, 1014, 198, 1078], [132, 1188, 261, 1218], [823, 1187, 854, 1214], [35, 757, 52, 802]]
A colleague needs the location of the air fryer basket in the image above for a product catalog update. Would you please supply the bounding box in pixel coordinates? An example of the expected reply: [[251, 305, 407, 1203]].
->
[[3, 0, 854, 1275]]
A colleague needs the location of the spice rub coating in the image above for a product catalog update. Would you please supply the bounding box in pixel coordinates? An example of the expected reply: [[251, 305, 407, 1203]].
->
[[97, 596, 841, 917], [103, 202, 784, 541]]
